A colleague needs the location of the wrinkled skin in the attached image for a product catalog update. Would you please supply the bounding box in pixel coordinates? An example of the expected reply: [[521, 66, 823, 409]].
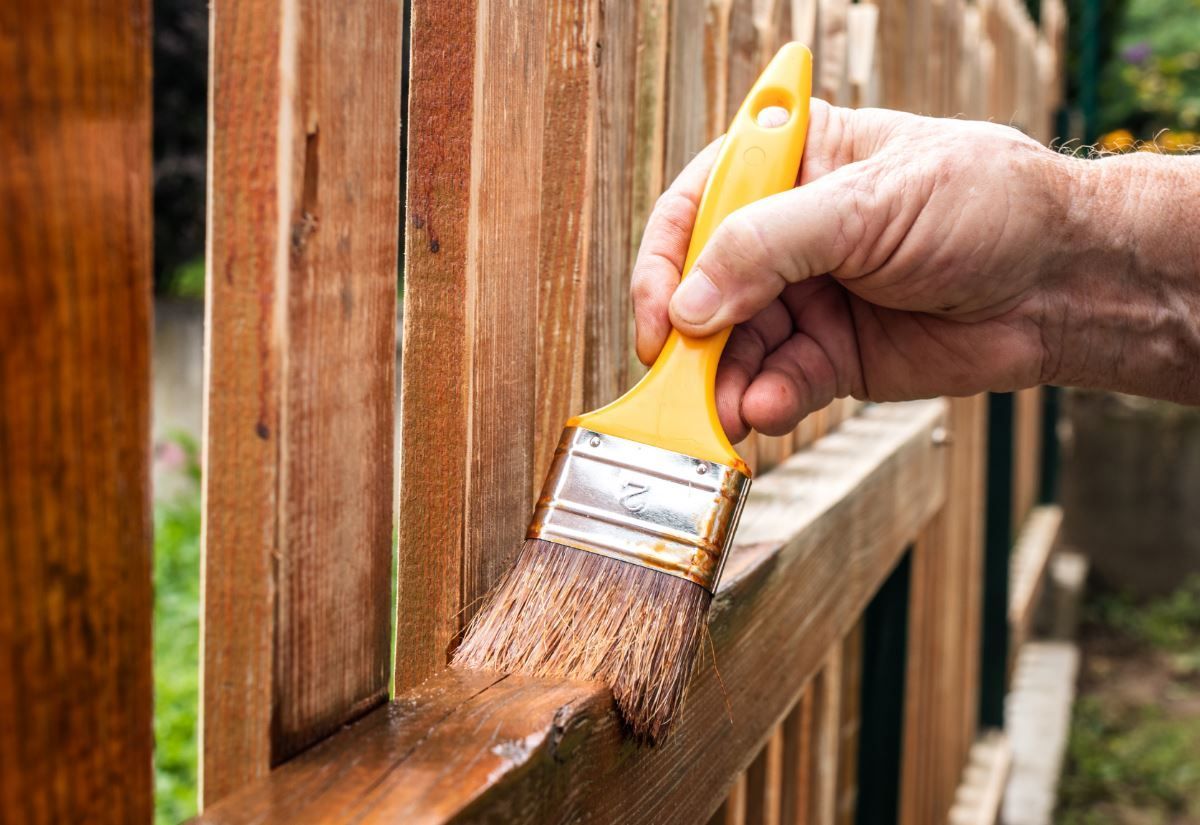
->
[[631, 100, 1200, 441]]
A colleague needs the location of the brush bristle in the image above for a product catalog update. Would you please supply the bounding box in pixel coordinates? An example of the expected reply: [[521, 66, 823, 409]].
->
[[452, 538, 712, 742]]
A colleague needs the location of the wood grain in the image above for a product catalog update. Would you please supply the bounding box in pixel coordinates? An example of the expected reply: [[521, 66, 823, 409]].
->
[[397, 0, 548, 689], [534, 0, 598, 485], [585, 0, 638, 409], [195, 400, 947, 824], [665, 0, 733, 180], [780, 689, 814, 824], [898, 395, 988, 825], [1012, 387, 1043, 531], [203, 0, 401, 800], [0, 3, 153, 820], [811, 646, 843, 825], [1008, 505, 1062, 675], [746, 727, 785, 825], [459, 0, 546, 628], [628, 0, 671, 347], [395, 0, 478, 694]]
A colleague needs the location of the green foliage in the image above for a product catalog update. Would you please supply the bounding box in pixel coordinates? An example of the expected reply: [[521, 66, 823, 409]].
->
[[1090, 576, 1200, 655], [163, 258, 206, 301], [1058, 578, 1200, 824], [153, 434, 201, 825], [1059, 699, 1200, 823], [1098, 0, 1200, 135]]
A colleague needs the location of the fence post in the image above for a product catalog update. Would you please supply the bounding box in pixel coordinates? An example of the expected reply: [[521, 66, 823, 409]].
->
[[202, 0, 403, 803], [0, 3, 154, 820]]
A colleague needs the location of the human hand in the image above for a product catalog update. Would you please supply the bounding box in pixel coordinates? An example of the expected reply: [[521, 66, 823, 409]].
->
[[631, 100, 1077, 441]]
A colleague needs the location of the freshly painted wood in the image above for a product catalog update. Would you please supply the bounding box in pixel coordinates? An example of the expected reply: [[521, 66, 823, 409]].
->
[[0, 3, 153, 820], [534, 0, 598, 485], [395, 0, 477, 694], [203, 0, 401, 799], [195, 401, 947, 824]]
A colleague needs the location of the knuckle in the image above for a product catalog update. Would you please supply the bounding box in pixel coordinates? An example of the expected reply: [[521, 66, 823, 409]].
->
[[652, 191, 697, 241]]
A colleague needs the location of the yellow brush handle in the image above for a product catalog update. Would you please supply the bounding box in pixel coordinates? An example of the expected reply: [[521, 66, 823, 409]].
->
[[571, 43, 813, 475]]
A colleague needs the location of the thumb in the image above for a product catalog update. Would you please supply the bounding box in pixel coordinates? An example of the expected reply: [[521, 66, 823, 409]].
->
[[667, 165, 876, 336]]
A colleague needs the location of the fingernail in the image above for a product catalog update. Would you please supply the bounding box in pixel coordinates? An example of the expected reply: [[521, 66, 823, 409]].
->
[[673, 271, 721, 325]]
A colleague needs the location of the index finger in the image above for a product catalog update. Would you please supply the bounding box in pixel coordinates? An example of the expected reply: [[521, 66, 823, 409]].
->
[[631, 138, 723, 366]]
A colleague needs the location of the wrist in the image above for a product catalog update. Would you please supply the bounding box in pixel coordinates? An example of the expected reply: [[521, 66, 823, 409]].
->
[[1038, 151, 1200, 401]]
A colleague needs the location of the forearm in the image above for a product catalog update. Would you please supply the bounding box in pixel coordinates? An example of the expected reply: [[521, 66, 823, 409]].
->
[[1044, 152, 1200, 402]]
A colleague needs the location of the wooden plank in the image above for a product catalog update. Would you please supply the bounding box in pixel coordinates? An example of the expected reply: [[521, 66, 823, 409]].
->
[[203, 0, 402, 799], [534, 0, 598, 485], [899, 395, 990, 825], [728, 0, 781, 110], [835, 626, 862, 825], [196, 400, 948, 824], [585, 0, 638, 409], [1008, 505, 1063, 671], [396, 0, 477, 693], [816, 0, 850, 104], [746, 728, 785, 825], [665, 0, 732, 180], [711, 774, 750, 825], [781, 690, 815, 825], [876, 0, 911, 109], [1011, 387, 1043, 531], [811, 648, 843, 825], [947, 731, 1011, 825], [396, 0, 547, 690], [0, 3, 154, 820], [958, 395, 987, 767], [855, 552, 911, 825]]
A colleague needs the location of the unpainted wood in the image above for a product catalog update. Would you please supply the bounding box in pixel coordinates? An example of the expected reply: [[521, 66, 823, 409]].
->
[[195, 401, 948, 825], [745, 727, 785, 825], [947, 732, 1012, 825], [835, 625, 862, 825], [1008, 505, 1063, 675], [712, 773, 750, 825], [1012, 387, 1043, 532], [459, 0, 547, 627], [811, 646, 843, 825], [585, 0, 638, 409], [204, 0, 402, 798], [628, 0, 671, 384], [898, 394, 989, 825], [534, 0, 598, 485], [781, 688, 815, 825], [0, 3, 154, 820], [665, 0, 733, 180]]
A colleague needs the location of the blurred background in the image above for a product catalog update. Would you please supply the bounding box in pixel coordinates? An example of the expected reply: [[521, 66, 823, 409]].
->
[[148, 1, 1200, 823]]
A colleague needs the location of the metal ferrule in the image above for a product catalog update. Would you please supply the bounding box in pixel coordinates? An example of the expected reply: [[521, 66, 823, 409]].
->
[[527, 427, 752, 592]]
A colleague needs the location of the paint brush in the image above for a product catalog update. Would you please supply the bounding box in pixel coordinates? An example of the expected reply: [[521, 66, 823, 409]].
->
[[453, 43, 813, 741]]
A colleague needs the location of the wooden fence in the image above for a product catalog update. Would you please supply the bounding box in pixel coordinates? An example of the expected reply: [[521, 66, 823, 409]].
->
[[0, 0, 1067, 822]]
